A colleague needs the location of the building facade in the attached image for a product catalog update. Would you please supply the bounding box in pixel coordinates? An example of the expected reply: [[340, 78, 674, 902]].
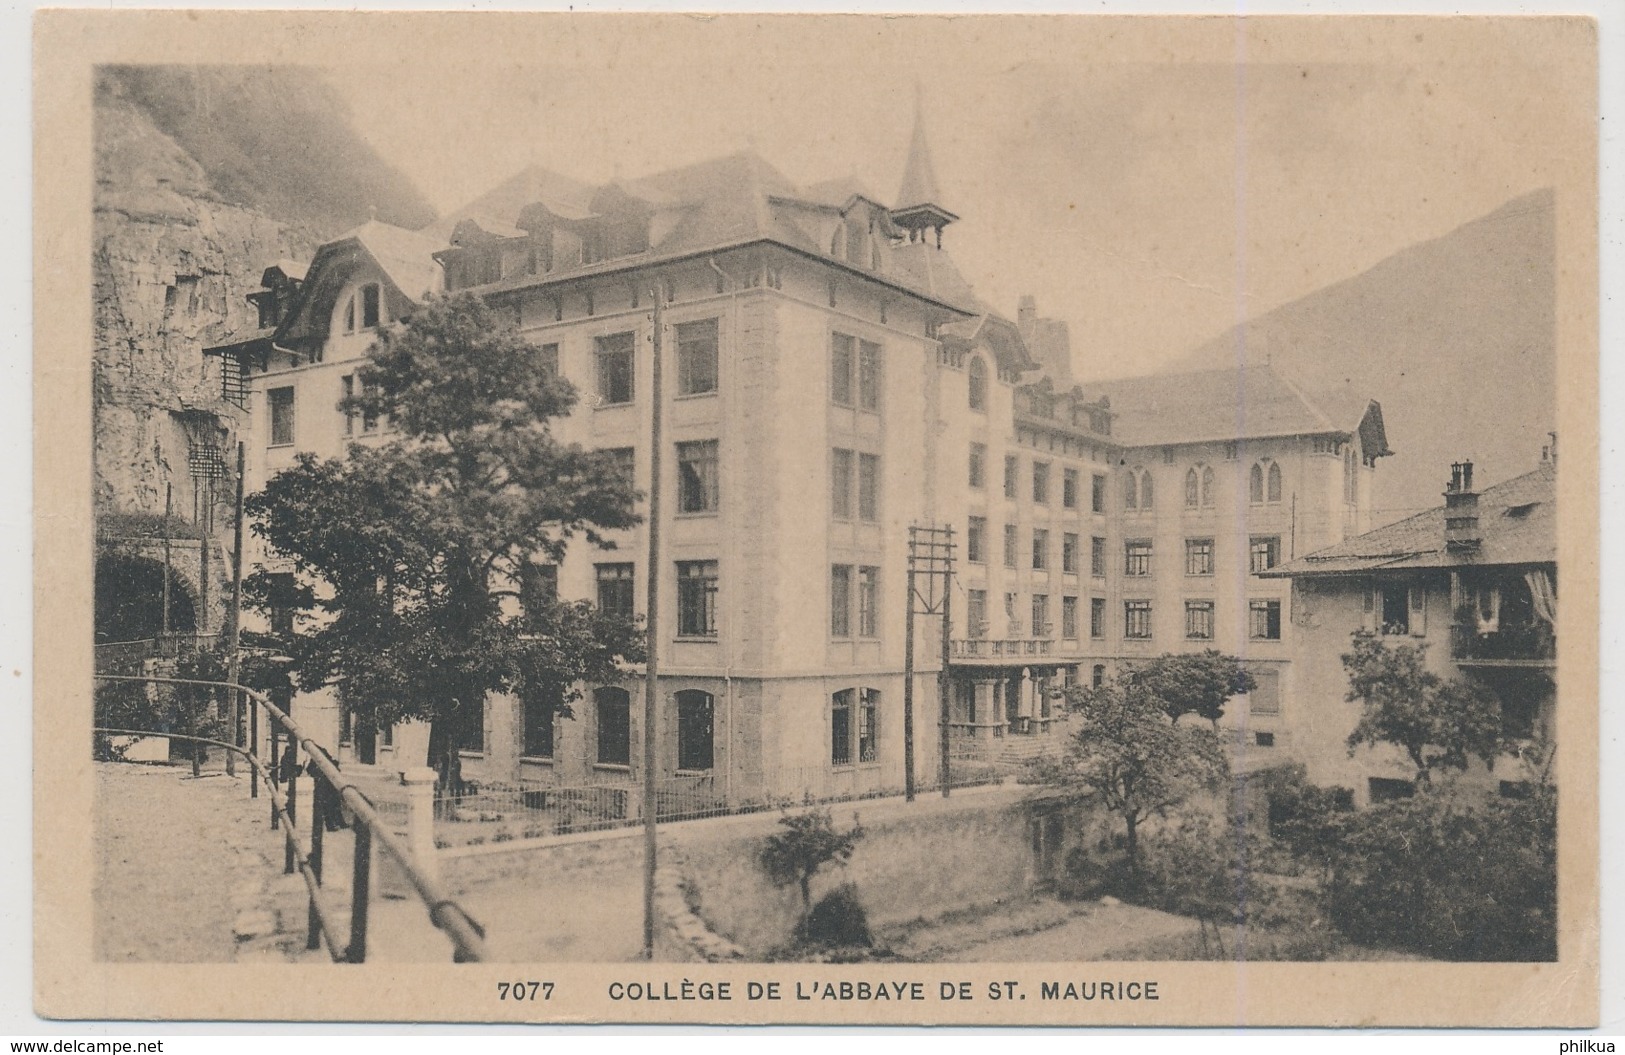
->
[[213, 112, 1391, 804], [1261, 457, 1557, 804]]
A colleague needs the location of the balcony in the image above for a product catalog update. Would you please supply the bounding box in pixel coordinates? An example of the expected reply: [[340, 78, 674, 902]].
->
[[1450, 622, 1556, 666], [950, 637, 1055, 663]]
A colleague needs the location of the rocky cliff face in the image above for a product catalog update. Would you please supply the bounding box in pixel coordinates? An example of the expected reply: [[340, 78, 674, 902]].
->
[[92, 65, 433, 519]]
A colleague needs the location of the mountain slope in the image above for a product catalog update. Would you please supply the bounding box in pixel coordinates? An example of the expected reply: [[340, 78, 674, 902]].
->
[[1165, 189, 1556, 520]]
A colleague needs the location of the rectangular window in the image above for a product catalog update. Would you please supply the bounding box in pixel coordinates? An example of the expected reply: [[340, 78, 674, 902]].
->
[[1063, 468, 1079, 509], [520, 562, 558, 613], [1004, 524, 1019, 569], [1185, 600, 1215, 640], [1091, 536, 1106, 577], [859, 689, 878, 763], [676, 691, 714, 771], [1062, 533, 1079, 574], [267, 571, 296, 639], [830, 333, 855, 406], [858, 453, 880, 522], [677, 561, 719, 637], [361, 380, 380, 433], [268, 386, 295, 446], [522, 690, 556, 759], [1249, 535, 1281, 574], [595, 563, 635, 621], [360, 283, 381, 329], [967, 517, 986, 564], [341, 375, 355, 436], [1004, 456, 1019, 499], [857, 339, 882, 411], [1250, 598, 1283, 640], [606, 447, 635, 488], [595, 689, 631, 766], [830, 564, 852, 638], [676, 318, 719, 396], [1032, 461, 1050, 504], [1125, 539, 1153, 576], [677, 439, 720, 513], [1379, 586, 1410, 635], [1061, 596, 1079, 640], [538, 342, 560, 378], [1032, 528, 1050, 571], [1250, 671, 1280, 716], [968, 590, 988, 636], [969, 443, 986, 489], [1032, 594, 1050, 637], [1091, 474, 1106, 513], [1090, 597, 1106, 639], [595, 332, 635, 405], [831, 448, 854, 519], [1125, 600, 1153, 640], [857, 566, 879, 637], [1186, 538, 1215, 577], [831, 689, 853, 766]]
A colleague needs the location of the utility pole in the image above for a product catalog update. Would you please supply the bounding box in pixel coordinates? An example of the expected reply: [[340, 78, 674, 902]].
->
[[905, 525, 955, 800], [641, 277, 665, 961], [161, 484, 172, 643], [224, 442, 246, 776]]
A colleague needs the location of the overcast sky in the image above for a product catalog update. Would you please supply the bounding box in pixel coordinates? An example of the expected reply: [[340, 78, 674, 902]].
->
[[319, 16, 1589, 378]]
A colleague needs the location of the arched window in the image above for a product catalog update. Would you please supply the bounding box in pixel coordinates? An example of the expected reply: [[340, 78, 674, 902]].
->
[[1268, 462, 1283, 503], [594, 687, 631, 766], [1184, 468, 1199, 508], [1344, 448, 1358, 503], [830, 226, 845, 258], [1139, 469, 1154, 510], [1249, 463, 1265, 504], [675, 689, 714, 772], [1202, 465, 1216, 507], [968, 357, 988, 411], [1124, 470, 1139, 510]]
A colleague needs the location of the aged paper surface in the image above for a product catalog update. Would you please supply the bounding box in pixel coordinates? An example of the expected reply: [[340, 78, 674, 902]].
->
[[35, 10, 1598, 1026]]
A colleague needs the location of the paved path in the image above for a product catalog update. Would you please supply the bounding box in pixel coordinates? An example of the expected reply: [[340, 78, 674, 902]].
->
[[93, 761, 284, 962]]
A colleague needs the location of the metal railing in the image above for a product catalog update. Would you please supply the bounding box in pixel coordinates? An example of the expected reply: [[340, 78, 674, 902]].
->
[[94, 674, 489, 963]]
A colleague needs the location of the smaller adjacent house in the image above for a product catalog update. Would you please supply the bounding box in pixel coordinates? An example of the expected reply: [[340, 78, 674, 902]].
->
[[1262, 457, 1557, 804]]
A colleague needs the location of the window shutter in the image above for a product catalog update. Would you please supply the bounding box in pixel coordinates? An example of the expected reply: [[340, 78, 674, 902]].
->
[[1409, 587, 1427, 637]]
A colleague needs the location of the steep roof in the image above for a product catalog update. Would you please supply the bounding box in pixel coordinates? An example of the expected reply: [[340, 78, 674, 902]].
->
[[1267, 462, 1556, 576], [1091, 364, 1388, 450], [896, 98, 946, 213], [426, 165, 595, 240], [336, 220, 444, 300]]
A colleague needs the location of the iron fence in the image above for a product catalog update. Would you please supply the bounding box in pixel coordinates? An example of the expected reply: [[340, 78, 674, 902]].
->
[[94, 674, 488, 963]]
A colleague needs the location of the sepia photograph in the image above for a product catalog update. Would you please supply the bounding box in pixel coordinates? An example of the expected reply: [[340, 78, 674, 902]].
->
[[33, 10, 1599, 1026]]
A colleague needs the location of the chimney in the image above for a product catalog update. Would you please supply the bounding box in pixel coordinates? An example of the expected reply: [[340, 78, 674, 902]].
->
[[1444, 459, 1481, 551]]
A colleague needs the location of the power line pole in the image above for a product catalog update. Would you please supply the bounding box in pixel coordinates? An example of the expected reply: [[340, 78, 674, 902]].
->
[[225, 441, 246, 775], [641, 278, 665, 961], [905, 525, 955, 800]]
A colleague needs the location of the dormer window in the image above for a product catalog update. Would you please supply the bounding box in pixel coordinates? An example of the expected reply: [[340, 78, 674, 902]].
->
[[361, 284, 381, 329]]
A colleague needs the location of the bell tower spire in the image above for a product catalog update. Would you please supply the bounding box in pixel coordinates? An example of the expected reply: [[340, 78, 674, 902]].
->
[[891, 86, 958, 248]]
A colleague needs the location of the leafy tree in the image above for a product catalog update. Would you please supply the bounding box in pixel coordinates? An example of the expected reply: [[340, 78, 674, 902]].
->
[[759, 809, 865, 931], [244, 293, 642, 792], [1130, 650, 1257, 725], [1039, 672, 1230, 875], [1325, 785, 1556, 961], [1341, 631, 1504, 787]]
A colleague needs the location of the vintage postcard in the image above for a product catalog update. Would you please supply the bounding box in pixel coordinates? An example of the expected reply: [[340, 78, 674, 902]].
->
[[33, 10, 1599, 1026]]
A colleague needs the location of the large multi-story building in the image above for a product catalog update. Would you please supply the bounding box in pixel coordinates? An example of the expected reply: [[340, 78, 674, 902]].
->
[[209, 110, 1390, 804]]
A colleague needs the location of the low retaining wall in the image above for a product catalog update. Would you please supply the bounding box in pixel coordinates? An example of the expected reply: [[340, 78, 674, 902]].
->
[[439, 781, 1097, 961]]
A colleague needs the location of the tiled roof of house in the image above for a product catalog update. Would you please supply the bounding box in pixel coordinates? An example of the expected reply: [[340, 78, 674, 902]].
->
[[333, 220, 444, 300], [1092, 364, 1387, 450], [1266, 461, 1556, 576]]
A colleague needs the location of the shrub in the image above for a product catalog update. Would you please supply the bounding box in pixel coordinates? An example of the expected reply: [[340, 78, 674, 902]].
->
[[759, 808, 865, 921], [1326, 786, 1555, 961], [802, 883, 873, 949]]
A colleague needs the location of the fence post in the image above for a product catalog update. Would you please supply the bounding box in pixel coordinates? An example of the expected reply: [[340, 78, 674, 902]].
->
[[347, 823, 372, 964], [306, 775, 326, 951], [402, 766, 440, 886], [284, 737, 299, 875], [248, 693, 258, 800]]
